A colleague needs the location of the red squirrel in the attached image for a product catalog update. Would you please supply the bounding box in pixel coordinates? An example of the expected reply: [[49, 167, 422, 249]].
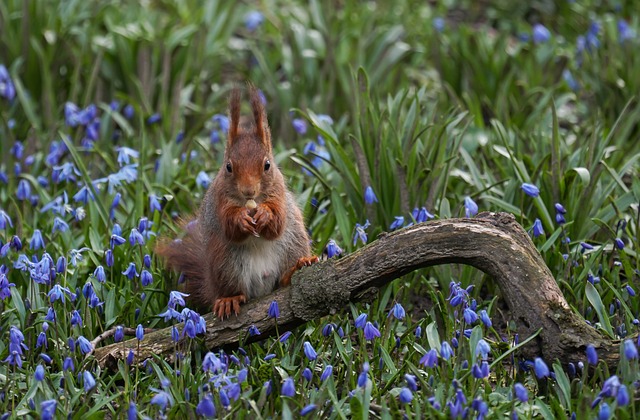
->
[[157, 84, 318, 319]]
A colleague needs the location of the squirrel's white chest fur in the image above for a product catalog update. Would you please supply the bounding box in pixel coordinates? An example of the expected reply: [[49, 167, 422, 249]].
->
[[234, 236, 284, 298]]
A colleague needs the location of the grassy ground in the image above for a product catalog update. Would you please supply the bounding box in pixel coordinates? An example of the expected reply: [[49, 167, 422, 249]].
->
[[0, 0, 639, 418]]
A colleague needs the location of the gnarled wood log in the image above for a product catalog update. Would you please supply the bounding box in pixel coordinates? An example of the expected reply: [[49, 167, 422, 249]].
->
[[94, 212, 618, 370]]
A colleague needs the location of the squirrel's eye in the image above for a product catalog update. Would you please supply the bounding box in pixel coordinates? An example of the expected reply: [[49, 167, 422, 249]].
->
[[226, 162, 232, 173], [264, 160, 271, 171]]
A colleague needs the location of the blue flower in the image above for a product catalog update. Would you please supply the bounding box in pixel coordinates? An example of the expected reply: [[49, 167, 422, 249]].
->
[[303, 341, 317, 360], [364, 186, 378, 204], [463, 308, 478, 324], [196, 395, 216, 417], [122, 263, 139, 280], [532, 218, 544, 237], [389, 216, 405, 230], [433, 17, 445, 32], [352, 220, 370, 246], [114, 326, 124, 342], [29, 229, 45, 250], [149, 194, 162, 213], [140, 269, 153, 286], [388, 302, 405, 320], [77, 336, 93, 354], [476, 339, 491, 359], [586, 344, 598, 365], [532, 24, 551, 43], [202, 352, 223, 373], [563, 70, 579, 91], [399, 387, 413, 404], [415, 207, 435, 223], [464, 197, 478, 218], [580, 242, 594, 251], [93, 266, 106, 283], [472, 361, 489, 379], [150, 390, 172, 410], [0, 272, 15, 300], [363, 322, 381, 340], [83, 370, 96, 392], [0, 210, 13, 230], [244, 10, 264, 31], [183, 319, 196, 339], [110, 234, 126, 249], [599, 375, 620, 399], [105, 249, 114, 267], [135, 324, 144, 341], [521, 183, 540, 197], [143, 254, 152, 268], [115, 147, 139, 166], [168, 291, 189, 309], [325, 239, 343, 258], [62, 356, 74, 372], [268, 300, 280, 318], [300, 404, 317, 416], [615, 238, 625, 250], [617, 384, 630, 406], [302, 367, 312, 382], [292, 118, 307, 135], [129, 228, 144, 246], [322, 322, 337, 337], [354, 313, 368, 329], [617, 20, 635, 42], [440, 341, 454, 360], [279, 331, 292, 342], [420, 349, 438, 368], [34, 364, 45, 381], [40, 400, 57, 420], [281, 378, 295, 397], [247, 325, 260, 336], [404, 374, 417, 391], [48, 284, 73, 303], [0, 65, 16, 101], [147, 113, 161, 125], [623, 339, 638, 360], [71, 310, 83, 327], [196, 171, 211, 189], [514, 382, 528, 402], [321, 365, 333, 382], [55, 256, 66, 273], [598, 403, 610, 420], [534, 357, 549, 378], [478, 310, 492, 328], [16, 179, 31, 201], [357, 370, 368, 388]]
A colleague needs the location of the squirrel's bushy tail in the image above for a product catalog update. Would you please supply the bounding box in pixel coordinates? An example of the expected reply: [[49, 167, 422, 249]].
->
[[155, 218, 206, 292]]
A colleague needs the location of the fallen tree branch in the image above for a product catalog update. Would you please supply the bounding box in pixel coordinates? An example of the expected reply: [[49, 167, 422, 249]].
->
[[94, 212, 618, 370]]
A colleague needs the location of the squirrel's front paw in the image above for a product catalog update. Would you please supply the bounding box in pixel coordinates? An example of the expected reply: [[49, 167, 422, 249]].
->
[[238, 210, 259, 237], [253, 205, 272, 232], [213, 294, 247, 319]]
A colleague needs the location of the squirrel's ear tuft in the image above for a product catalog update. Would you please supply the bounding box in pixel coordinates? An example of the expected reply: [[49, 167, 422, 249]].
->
[[228, 86, 241, 144], [247, 82, 270, 148]]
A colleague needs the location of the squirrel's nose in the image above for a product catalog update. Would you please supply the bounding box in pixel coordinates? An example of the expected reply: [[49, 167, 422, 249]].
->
[[241, 186, 258, 199]]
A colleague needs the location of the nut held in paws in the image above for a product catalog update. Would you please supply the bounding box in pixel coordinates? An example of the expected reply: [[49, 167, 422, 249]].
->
[[245, 199, 257, 209]]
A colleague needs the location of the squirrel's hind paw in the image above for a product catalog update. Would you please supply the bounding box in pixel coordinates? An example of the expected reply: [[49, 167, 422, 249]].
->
[[213, 294, 247, 319]]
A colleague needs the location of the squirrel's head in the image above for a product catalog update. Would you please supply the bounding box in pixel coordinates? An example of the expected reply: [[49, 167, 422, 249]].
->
[[223, 84, 280, 202]]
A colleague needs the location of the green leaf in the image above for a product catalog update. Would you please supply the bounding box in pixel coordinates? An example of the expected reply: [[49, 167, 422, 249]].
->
[[584, 282, 615, 338], [425, 321, 441, 351], [552, 361, 572, 411]]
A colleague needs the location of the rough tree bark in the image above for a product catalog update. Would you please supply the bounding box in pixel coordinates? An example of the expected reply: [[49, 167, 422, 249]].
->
[[94, 212, 619, 370]]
